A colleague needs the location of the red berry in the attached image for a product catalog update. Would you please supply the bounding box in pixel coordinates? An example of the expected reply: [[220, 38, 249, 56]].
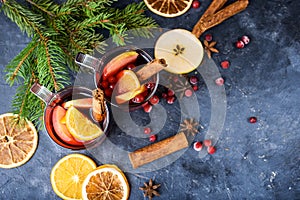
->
[[248, 116, 257, 123], [192, 85, 198, 91], [149, 135, 156, 142], [167, 96, 175, 104], [145, 82, 155, 89], [104, 89, 112, 97], [184, 89, 193, 97], [203, 139, 212, 147], [192, 0, 200, 9], [143, 103, 153, 113], [236, 40, 245, 49], [207, 146, 216, 154], [101, 81, 109, 89], [161, 93, 168, 99], [205, 33, 213, 42], [109, 83, 115, 90], [193, 141, 203, 151], [215, 77, 224, 86], [149, 95, 160, 105], [220, 60, 230, 69], [167, 89, 175, 97], [127, 63, 136, 70], [108, 76, 117, 84], [172, 76, 179, 82], [132, 94, 145, 103], [241, 35, 250, 45], [189, 76, 198, 85], [144, 127, 151, 134]]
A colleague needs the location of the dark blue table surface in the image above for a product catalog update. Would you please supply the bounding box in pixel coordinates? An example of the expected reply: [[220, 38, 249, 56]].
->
[[0, 0, 299, 199]]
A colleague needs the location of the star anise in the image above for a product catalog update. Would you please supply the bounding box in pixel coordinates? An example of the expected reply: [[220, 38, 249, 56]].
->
[[139, 179, 161, 200], [179, 118, 200, 136], [203, 40, 219, 59]]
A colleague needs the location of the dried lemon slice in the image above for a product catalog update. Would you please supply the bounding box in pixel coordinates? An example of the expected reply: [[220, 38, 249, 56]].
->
[[144, 0, 193, 18], [0, 113, 38, 169], [155, 29, 204, 74], [50, 154, 97, 200], [82, 164, 130, 200]]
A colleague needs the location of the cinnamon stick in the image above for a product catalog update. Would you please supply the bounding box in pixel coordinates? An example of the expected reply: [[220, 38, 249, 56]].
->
[[128, 132, 188, 169], [192, 0, 249, 38], [136, 58, 167, 82], [92, 88, 106, 122]]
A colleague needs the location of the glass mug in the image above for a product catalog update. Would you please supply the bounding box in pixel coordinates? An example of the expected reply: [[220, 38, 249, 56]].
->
[[30, 83, 109, 150], [75, 46, 159, 110]]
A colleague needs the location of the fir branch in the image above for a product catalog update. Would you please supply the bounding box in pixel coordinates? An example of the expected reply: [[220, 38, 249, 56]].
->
[[25, 0, 56, 17], [1, 0, 45, 37], [5, 39, 38, 84]]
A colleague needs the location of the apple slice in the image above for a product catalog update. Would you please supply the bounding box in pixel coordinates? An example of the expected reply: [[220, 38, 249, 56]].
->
[[155, 29, 204, 74], [52, 106, 83, 145], [115, 85, 147, 104], [62, 98, 92, 109], [102, 51, 139, 80]]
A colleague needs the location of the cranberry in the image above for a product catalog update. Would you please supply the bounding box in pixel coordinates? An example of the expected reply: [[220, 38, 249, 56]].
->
[[193, 141, 203, 151], [101, 81, 109, 89], [203, 139, 212, 147], [167, 89, 175, 97], [143, 103, 153, 113], [205, 33, 213, 42], [172, 76, 179, 82], [207, 146, 216, 154], [236, 40, 245, 49], [241, 35, 250, 45], [161, 93, 168, 99], [104, 89, 112, 97], [108, 76, 117, 84], [184, 89, 193, 97], [189, 76, 198, 85], [144, 127, 151, 134], [220, 60, 230, 69], [149, 95, 160, 105], [167, 96, 175, 104], [248, 116, 257, 123], [192, 85, 198, 91], [127, 63, 136, 70], [109, 83, 115, 90], [145, 82, 155, 89], [149, 134, 157, 142], [215, 77, 224, 86], [132, 94, 145, 103], [192, 0, 200, 9]]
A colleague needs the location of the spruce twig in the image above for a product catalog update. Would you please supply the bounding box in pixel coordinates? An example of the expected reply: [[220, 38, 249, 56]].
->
[[1, 0, 158, 125]]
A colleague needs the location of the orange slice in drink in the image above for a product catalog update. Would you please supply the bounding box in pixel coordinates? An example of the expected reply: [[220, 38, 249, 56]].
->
[[65, 106, 104, 141], [115, 85, 147, 104], [144, 0, 193, 18], [82, 164, 130, 200], [116, 70, 141, 95], [50, 154, 97, 200], [0, 113, 38, 169]]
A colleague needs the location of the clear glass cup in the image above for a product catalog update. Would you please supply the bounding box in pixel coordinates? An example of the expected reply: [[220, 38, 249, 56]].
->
[[75, 46, 159, 110], [30, 83, 109, 150]]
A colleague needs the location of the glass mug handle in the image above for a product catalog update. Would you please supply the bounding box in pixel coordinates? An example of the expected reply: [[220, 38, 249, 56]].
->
[[75, 52, 101, 70], [30, 82, 54, 104]]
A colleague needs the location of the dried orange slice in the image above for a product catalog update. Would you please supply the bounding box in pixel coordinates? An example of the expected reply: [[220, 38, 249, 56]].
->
[[50, 154, 97, 200], [82, 164, 130, 200], [144, 0, 193, 18], [65, 106, 104, 141], [0, 113, 38, 169]]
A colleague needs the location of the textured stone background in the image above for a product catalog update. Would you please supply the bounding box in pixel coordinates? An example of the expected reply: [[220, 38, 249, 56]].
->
[[0, 0, 299, 199]]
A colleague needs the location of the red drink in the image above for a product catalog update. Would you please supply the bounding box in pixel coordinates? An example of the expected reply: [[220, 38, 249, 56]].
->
[[31, 85, 109, 150]]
